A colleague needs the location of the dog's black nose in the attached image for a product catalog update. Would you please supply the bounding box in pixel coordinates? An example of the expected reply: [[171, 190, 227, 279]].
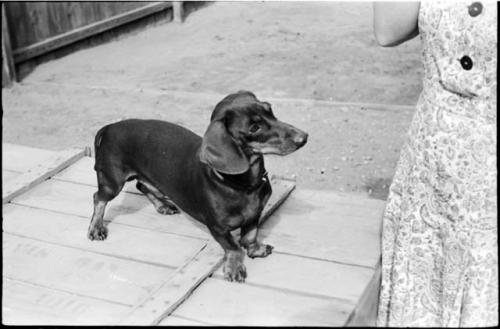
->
[[294, 133, 308, 147]]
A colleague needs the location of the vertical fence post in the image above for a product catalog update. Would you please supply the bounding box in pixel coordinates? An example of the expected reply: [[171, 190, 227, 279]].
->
[[2, 3, 16, 87], [172, 1, 183, 23]]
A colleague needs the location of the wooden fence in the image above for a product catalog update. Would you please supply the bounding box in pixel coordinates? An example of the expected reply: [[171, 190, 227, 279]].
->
[[2, 1, 184, 87]]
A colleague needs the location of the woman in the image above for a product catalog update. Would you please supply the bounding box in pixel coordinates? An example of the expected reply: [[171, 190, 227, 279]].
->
[[374, 1, 497, 327]]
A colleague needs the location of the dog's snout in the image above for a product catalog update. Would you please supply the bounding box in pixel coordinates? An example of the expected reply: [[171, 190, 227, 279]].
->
[[294, 132, 308, 147]]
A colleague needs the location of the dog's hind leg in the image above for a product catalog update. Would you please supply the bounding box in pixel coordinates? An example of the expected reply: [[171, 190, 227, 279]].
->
[[136, 180, 179, 215]]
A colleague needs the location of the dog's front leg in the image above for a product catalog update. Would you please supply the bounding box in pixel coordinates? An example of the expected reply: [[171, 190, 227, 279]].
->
[[208, 226, 246, 283], [240, 218, 274, 258]]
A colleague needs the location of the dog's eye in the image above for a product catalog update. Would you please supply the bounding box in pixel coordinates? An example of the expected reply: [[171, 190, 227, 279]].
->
[[249, 124, 261, 133]]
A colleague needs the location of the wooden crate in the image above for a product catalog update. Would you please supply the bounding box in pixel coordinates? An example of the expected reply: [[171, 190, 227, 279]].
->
[[2, 143, 383, 325]]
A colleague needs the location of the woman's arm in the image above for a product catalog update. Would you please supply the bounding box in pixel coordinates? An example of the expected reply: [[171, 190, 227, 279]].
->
[[373, 2, 420, 47]]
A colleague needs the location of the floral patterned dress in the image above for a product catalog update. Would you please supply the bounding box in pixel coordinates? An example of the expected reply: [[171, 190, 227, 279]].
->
[[377, 1, 497, 327]]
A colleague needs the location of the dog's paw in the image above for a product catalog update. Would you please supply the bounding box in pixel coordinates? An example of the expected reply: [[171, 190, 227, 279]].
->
[[155, 204, 180, 215], [247, 243, 274, 258], [87, 225, 108, 241], [223, 251, 247, 283]]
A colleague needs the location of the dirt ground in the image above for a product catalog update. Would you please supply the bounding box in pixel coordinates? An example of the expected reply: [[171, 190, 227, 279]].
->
[[2, 2, 423, 200]]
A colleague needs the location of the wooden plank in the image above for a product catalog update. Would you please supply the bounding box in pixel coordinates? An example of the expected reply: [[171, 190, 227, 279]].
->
[[2, 169, 20, 184], [3, 233, 174, 306], [170, 277, 354, 326], [3, 204, 208, 268], [2, 3, 16, 86], [12, 2, 173, 63], [212, 252, 374, 304], [346, 263, 381, 326], [2, 143, 57, 172], [52, 156, 98, 185], [3, 278, 131, 325], [120, 242, 224, 325], [258, 188, 384, 268], [2, 147, 87, 204], [2, 1, 27, 50], [10, 178, 212, 240], [172, 1, 184, 23], [260, 176, 295, 225]]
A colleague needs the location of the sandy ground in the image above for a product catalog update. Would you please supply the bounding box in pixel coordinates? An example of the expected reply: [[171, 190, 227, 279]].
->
[[2, 2, 423, 199]]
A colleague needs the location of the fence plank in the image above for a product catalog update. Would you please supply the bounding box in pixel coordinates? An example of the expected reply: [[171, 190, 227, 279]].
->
[[11, 2, 173, 63], [2, 3, 16, 86]]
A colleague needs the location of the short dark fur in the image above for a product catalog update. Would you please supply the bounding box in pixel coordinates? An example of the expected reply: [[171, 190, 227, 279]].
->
[[88, 91, 308, 282]]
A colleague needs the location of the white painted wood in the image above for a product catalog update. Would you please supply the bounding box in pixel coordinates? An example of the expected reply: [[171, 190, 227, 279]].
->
[[171, 277, 354, 326], [3, 147, 86, 204], [2, 278, 131, 325], [3, 233, 174, 306], [3, 204, 208, 268]]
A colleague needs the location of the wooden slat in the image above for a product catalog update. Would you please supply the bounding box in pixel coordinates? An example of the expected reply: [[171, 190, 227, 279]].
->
[[2, 169, 20, 184], [51, 156, 97, 185], [2, 3, 16, 86], [2, 204, 208, 268], [3, 147, 87, 204], [260, 176, 295, 225], [3, 233, 174, 306], [258, 189, 384, 268], [10, 178, 212, 240], [346, 264, 381, 326], [12, 2, 173, 63], [2, 143, 57, 172], [212, 252, 374, 303], [170, 277, 354, 326], [3, 278, 131, 325], [120, 242, 225, 325]]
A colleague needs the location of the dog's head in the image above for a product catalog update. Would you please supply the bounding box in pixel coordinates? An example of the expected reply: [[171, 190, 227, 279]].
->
[[200, 90, 308, 174]]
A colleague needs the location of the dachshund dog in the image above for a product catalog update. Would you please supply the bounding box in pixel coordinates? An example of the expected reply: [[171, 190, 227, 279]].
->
[[88, 91, 308, 282]]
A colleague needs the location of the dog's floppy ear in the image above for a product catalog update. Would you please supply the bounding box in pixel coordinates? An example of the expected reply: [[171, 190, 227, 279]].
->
[[199, 119, 249, 174]]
